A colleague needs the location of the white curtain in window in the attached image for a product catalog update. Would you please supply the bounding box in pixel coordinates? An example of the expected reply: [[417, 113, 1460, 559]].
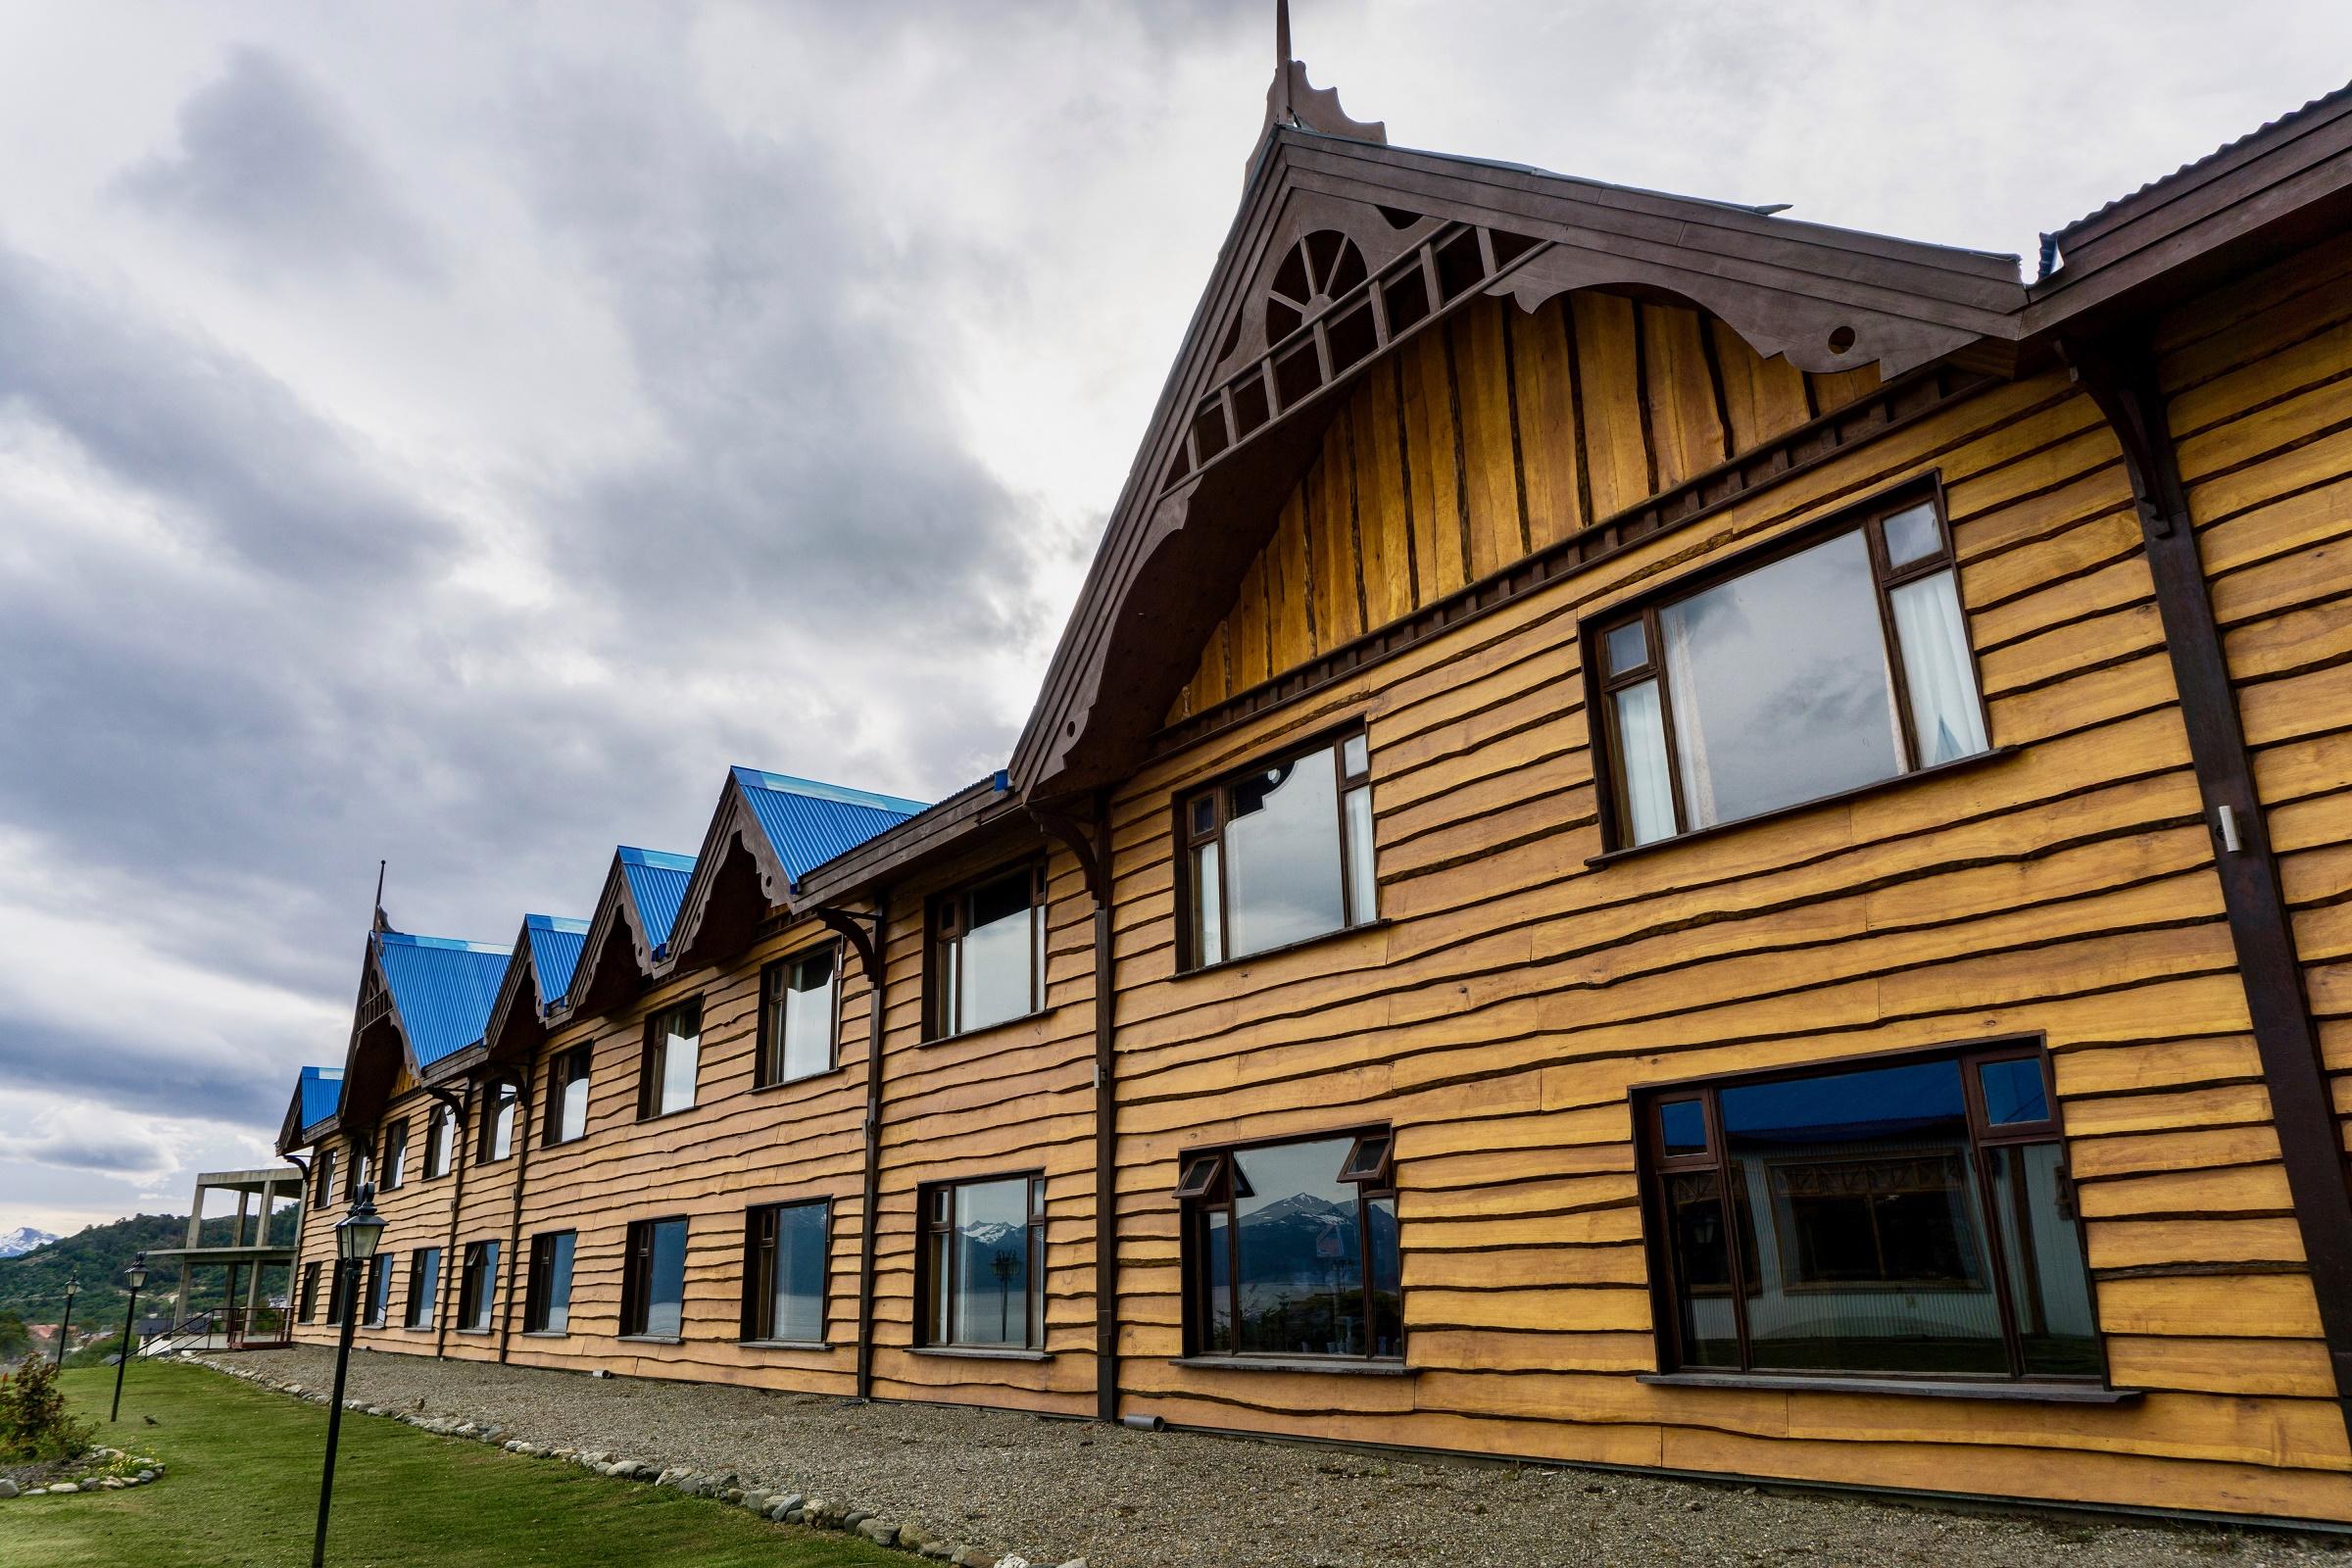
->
[[1614, 681, 1677, 845], [1660, 611, 1718, 827], [1890, 570, 1988, 766]]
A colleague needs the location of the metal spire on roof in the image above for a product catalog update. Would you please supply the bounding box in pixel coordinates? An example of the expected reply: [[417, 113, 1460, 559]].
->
[[1256, 0, 1386, 156]]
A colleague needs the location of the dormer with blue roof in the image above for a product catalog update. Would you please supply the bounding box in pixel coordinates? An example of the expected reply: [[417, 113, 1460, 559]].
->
[[480, 912, 591, 1067], [275, 1063, 346, 1153], [663, 767, 928, 972]]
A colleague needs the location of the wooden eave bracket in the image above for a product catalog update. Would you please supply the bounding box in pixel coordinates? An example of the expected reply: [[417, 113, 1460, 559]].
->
[[811, 905, 885, 987], [1026, 802, 1108, 907]]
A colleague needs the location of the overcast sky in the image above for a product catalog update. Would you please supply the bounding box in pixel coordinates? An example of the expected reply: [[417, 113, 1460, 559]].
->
[[1, 1, 2346, 1240]]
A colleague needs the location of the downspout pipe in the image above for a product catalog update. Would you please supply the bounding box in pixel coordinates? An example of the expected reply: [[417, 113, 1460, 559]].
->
[[2067, 332, 2352, 1445], [496, 1068, 534, 1362], [815, 897, 889, 1404]]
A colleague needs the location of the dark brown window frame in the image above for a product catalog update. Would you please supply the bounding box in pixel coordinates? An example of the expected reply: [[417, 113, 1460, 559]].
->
[[362, 1252, 392, 1327], [620, 1215, 690, 1340], [477, 1077, 519, 1164], [1175, 1125, 1403, 1365], [404, 1246, 440, 1329], [543, 1045, 593, 1147], [422, 1102, 456, 1180], [638, 997, 706, 1120], [457, 1239, 499, 1334], [923, 863, 1049, 1043], [1634, 1036, 2110, 1392], [756, 943, 845, 1088], [313, 1147, 336, 1210], [1586, 477, 1993, 854], [299, 1260, 321, 1323], [523, 1230, 576, 1335], [380, 1116, 408, 1190], [739, 1198, 832, 1346], [345, 1136, 371, 1200], [914, 1172, 1048, 1352], [1173, 723, 1376, 973], [323, 1258, 349, 1327]]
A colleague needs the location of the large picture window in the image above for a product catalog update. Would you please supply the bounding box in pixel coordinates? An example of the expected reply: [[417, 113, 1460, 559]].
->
[[1181, 731, 1376, 969], [458, 1240, 499, 1333], [927, 866, 1046, 1039], [917, 1175, 1045, 1350], [1638, 1044, 2101, 1386], [621, 1217, 689, 1339], [1177, 1132, 1401, 1361], [545, 1046, 591, 1146], [640, 1000, 703, 1118], [1592, 490, 1989, 850], [406, 1247, 440, 1329], [760, 948, 839, 1086], [742, 1200, 829, 1345], [525, 1231, 576, 1335]]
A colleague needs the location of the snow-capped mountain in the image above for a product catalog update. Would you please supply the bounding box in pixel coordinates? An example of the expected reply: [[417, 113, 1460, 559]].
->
[[0, 1226, 60, 1258]]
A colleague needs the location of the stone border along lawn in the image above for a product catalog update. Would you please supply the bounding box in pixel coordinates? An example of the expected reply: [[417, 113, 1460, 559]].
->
[[0, 1443, 167, 1498], [195, 1346, 2352, 1568], [196, 1354, 1082, 1568]]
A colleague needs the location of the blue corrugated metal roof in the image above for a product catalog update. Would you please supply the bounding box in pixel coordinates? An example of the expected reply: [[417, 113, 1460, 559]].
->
[[618, 848, 696, 956], [376, 930, 512, 1067], [522, 913, 590, 1008], [298, 1065, 343, 1133], [732, 766, 927, 888]]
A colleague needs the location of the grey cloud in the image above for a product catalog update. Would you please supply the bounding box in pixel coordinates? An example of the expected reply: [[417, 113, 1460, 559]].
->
[[0, 1013, 287, 1129], [0, 1124, 176, 1179], [113, 47, 440, 282]]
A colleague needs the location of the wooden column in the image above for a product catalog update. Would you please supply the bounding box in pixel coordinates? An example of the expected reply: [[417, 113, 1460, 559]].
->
[[2071, 334, 2352, 1441]]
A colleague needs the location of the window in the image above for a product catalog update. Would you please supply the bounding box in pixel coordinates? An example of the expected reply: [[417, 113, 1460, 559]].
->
[[479, 1080, 517, 1162], [621, 1218, 689, 1338], [760, 948, 839, 1086], [927, 865, 1046, 1039], [545, 1047, 592, 1145], [1637, 1044, 2100, 1385], [314, 1148, 336, 1209], [918, 1175, 1045, 1350], [299, 1261, 321, 1323], [323, 1260, 349, 1327], [381, 1117, 408, 1191], [406, 1248, 441, 1329], [1180, 730, 1376, 968], [743, 1200, 828, 1344], [348, 1141, 372, 1200], [364, 1254, 393, 1327], [458, 1241, 500, 1333], [525, 1231, 576, 1335], [1177, 1133, 1401, 1361], [424, 1102, 457, 1179], [640, 1000, 703, 1118], [1592, 490, 1989, 849]]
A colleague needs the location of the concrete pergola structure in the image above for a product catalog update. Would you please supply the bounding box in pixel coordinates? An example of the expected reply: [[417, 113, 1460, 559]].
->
[[142, 1166, 305, 1349]]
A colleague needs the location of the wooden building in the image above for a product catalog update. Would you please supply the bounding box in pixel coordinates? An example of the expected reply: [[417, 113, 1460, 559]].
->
[[273, 32, 2352, 1526]]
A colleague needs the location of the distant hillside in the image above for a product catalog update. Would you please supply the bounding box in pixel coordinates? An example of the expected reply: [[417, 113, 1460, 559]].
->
[[0, 1208, 300, 1321]]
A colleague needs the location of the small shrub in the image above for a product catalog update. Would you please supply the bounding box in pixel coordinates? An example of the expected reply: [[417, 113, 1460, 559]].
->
[[0, 1353, 93, 1460]]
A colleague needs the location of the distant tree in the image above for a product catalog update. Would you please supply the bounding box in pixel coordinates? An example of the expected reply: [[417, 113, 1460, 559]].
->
[[0, 1309, 28, 1359]]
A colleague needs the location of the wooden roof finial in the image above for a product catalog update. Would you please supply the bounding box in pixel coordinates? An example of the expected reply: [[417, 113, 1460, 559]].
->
[[1256, 0, 1386, 155]]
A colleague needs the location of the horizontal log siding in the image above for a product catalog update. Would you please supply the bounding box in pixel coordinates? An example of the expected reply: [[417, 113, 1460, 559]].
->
[[289, 1078, 467, 1355], [1103, 338, 2352, 1518], [494, 916, 867, 1391], [866, 837, 1100, 1414], [2154, 231, 2352, 1184]]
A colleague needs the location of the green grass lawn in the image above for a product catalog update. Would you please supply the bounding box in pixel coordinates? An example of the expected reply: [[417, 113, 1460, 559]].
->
[[12, 1361, 905, 1567]]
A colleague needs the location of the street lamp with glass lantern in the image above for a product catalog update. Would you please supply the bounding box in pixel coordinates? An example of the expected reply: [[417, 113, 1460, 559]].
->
[[108, 1253, 147, 1421], [55, 1278, 78, 1366], [312, 1184, 383, 1568]]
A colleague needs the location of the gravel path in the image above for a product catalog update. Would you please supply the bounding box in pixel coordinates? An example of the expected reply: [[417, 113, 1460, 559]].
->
[[208, 1348, 2340, 1567]]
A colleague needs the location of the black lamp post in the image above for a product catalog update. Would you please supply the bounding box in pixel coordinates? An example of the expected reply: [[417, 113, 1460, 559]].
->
[[55, 1278, 77, 1366], [108, 1254, 148, 1420], [312, 1184, 383, 1568]]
